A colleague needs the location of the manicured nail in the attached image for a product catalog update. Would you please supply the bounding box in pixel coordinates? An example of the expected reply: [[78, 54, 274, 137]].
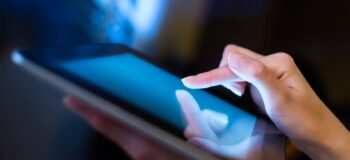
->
[[181, 76, 191, 83], [181, 76, 195, 88]]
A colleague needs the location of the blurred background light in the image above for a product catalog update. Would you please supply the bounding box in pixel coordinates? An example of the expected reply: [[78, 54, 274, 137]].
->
[[1, 0, 350, 160], [90, 0, 168, 55]]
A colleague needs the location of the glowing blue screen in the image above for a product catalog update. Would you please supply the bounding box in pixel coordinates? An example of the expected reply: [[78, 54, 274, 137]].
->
[[60, 53, 256, 143]]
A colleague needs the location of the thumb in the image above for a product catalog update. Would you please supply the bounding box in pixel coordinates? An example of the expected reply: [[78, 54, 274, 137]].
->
[[227, 51, 284, 103]]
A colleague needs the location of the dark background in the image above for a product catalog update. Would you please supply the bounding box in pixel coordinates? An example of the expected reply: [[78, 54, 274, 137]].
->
[[1, 0, 350, 159]]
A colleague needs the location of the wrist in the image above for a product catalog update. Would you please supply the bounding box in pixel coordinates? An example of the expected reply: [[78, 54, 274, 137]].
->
[[303, 127, 350, 160], [316, 133, 349, 160]]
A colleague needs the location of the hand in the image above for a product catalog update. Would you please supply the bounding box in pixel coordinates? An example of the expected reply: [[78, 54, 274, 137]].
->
[[65, 94, 264, 160], [176, 90, 285, 160], [64, 93, 283, 160], [181, 44, 350, 160], [64, 95, 189, 160]]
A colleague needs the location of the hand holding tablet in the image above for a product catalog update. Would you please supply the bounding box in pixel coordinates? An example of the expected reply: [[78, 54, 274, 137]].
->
[[64, 89, 283, 160], [14, 43, 350, 159], [176, 90, 283, 159], [181, 44, 350, 160]]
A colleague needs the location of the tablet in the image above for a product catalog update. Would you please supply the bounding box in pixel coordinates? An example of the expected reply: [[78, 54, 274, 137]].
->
[[12, 44, 259, 159]]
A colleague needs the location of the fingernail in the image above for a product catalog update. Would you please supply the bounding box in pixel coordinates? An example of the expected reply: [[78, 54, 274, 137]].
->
[[228, 52, 243, 70], [181, 76, 195, 88], [181, 76, 192, 82]]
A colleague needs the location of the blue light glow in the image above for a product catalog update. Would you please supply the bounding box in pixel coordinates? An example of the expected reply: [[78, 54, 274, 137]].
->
[[128, 0, 167, 39], [60, 53, 257, 144], [11, 52, 24, 64], [91, 0, 168, 52]]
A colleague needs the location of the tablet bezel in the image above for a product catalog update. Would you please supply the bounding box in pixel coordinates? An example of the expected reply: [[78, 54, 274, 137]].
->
[[11, 44, 261, 160]]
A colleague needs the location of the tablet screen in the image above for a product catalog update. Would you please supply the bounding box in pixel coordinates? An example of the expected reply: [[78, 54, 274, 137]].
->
[[59, 52, 257, 144]]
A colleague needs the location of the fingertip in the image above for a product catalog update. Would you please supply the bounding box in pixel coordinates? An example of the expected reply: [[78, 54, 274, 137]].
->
[[182, 76, 214, 89], [202, 109, 229, 132], [182, 67, 237, 89], [63, 95, 75, 108], [175, 90, 197, 106], [175, 89, 189, 98], [175, 90, 192, 105], [181, 76, 197, 89], [63, 95, 85, 112], [176, 90, 218, 140]]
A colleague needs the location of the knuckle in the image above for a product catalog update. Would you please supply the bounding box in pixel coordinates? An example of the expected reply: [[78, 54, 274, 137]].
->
[[248, 62, 267, 78], [275, 52, 293, 61], [220, 44, 235, 59], [275, 52, 295, 67], [224, 44, 236, 51], [224, 44, 238, 54], [275, 52, 296, 70]]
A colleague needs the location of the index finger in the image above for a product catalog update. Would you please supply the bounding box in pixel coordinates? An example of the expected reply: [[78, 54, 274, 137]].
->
[[182, 65, 243, 89]]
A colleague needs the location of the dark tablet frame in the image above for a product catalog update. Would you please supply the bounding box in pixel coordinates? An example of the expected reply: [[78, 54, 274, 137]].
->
[[17, 43, 259, 140]]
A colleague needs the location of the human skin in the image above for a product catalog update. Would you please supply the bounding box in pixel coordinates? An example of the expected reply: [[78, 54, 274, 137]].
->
[[181, 44, 350, 160], [65, 90, 284, 160], [64, 95, 189, 160], [64, 44, 350, 160]]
